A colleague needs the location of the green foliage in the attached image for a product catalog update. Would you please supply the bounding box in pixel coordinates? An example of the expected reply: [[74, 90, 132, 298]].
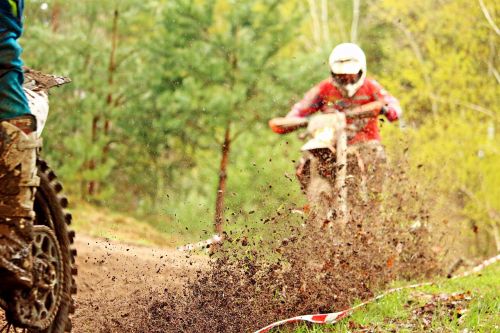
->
[[149, 0, 303, 139], [370, 0, 500, 255], [19, 0, 499, 251], [23, 0, 153, 202], [139, 0, 308, 233]]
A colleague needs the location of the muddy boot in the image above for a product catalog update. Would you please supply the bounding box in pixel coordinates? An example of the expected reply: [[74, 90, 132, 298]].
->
[[0, 116, 41, 289]]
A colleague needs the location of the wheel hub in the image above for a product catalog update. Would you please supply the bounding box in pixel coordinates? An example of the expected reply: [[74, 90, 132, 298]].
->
[[9, 225, 63, 330]]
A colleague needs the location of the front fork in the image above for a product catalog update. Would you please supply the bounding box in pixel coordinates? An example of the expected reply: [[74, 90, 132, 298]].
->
[[331, 113, 348, 225]]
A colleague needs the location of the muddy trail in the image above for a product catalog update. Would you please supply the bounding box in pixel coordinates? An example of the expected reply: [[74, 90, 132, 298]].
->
[[72, 171, 443, 332], [72, 235, 208, 332], [73, 222, 439, 332], [141, 218, 439, 333], [71, 215, 439, 332], [125, 163, 442, 333]]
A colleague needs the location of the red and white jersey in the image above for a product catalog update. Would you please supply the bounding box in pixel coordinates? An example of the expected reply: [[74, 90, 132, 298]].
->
[[285, 77, 401, 144]]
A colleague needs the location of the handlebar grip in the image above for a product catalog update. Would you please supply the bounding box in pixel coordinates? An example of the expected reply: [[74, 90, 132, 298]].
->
[[344, 101, 385, 119], [269, 117, 308, 128]]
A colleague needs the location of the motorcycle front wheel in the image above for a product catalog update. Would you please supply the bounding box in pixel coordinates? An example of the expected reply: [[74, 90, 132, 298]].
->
[[1, 159, 77, 332]]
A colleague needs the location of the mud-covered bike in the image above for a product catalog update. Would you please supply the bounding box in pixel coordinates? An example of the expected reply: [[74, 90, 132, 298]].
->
[[0, 69, 77, 332], [270, 101, 385, 227]]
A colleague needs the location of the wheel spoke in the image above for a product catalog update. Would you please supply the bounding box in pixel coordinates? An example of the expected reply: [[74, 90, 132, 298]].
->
[[0, 324, 28, 333]]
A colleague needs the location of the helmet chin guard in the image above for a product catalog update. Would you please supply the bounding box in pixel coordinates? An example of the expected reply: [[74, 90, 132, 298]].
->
[[344, 83, 361, 98], [329, 43, 367, 97]]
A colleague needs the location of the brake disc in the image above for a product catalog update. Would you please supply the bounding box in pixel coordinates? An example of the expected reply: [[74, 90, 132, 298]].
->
[[10, 225, 63, 330]]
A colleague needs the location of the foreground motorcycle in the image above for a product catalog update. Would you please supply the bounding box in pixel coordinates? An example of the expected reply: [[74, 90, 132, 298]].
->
[[270, 101, 384, 227], [0, 69, 77, 332]]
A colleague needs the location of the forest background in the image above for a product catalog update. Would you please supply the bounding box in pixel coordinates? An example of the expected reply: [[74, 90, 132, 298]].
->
[[21, 0, 499, 257]]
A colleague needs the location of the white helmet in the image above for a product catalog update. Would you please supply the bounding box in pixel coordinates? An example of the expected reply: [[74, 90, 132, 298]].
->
[[328, 43, 367, 97]]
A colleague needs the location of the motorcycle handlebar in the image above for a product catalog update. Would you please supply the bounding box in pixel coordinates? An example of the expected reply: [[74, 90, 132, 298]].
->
[[331, 101, 384, 119], [270, 101, 385, 133]]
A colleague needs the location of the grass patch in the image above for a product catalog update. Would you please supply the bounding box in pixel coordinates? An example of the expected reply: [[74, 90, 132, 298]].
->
[[278, 262, 500, 332]]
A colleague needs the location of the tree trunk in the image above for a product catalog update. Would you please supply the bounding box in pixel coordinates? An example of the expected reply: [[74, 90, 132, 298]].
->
[[214, 123, 232, 235], [51, 1, 61, 33], [86, 10, 119, 198], [87, 116, 100, 197], [321, 0, 331, 46], [350, 0, 360, 43], [103, 9, 119, 157], [307, 0, 322, 49]]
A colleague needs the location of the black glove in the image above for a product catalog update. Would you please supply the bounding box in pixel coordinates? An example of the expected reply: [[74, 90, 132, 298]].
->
[[380, 105, 388, 116]]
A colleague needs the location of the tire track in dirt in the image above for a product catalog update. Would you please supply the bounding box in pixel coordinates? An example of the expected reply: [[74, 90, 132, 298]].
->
[[73, 235, 207, 332]]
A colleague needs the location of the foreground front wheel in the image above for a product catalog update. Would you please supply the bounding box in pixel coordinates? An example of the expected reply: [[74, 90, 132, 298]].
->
[[1, 159, 77, 332]]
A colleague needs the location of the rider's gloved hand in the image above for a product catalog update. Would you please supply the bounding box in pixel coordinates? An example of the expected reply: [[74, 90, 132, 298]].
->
[[269, 119, 288, 134], [381, 105, 400, 122], [269, 117, 308, 134]]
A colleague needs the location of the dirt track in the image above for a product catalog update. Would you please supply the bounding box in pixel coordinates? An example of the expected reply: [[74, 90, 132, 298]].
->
[[73, 235, 207, 332]]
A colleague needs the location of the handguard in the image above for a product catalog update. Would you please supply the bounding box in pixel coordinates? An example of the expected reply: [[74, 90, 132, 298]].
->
[[269, 117, 308, 134]]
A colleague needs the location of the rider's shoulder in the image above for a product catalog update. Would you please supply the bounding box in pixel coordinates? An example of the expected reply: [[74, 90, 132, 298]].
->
[[303, 78, 335, 98], [316, 77, 337, 92], [363, 77, 383, 89]]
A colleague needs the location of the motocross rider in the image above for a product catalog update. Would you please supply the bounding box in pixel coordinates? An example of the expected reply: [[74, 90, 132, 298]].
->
[[0, 0, 40, 289], [270, 43, 401, 195]]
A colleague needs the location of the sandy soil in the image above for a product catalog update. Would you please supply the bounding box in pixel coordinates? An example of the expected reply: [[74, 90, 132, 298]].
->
[[72, 235, 207, 332]]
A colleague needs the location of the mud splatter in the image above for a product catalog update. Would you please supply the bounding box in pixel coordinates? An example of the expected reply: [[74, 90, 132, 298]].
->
[[137, 163, 441, 333]]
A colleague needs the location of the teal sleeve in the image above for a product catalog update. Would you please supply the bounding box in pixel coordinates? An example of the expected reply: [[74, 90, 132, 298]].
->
[[0, 0, 30, 119]]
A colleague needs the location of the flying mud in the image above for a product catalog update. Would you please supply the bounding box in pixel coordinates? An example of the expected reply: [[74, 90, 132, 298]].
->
[[73, 160, 443, 333]]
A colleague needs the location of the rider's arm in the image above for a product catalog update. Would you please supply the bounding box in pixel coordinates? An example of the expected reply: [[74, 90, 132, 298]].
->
[[269, 120, 290, 134], [0, 0, 30, 119], [286, 81, 327, 118], [269, 79, 329, 134], [270, 81, 326, 134], [370, 79, 402, 122]]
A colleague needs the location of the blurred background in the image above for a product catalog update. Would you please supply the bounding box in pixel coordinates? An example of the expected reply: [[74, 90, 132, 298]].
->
[[21, 0, 499, 257]]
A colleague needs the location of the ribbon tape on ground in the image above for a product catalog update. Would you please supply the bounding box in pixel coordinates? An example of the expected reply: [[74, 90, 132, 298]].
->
[[177, 234, 222, 252], [254, 254, 500, 333]]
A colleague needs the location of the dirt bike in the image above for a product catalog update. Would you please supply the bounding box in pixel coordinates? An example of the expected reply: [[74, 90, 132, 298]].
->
[[270, 101, 384, 227], [0, 69, 77, 332]]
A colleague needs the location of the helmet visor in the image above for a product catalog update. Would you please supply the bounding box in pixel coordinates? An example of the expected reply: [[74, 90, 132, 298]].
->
[[331, 71, 362, 86]]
